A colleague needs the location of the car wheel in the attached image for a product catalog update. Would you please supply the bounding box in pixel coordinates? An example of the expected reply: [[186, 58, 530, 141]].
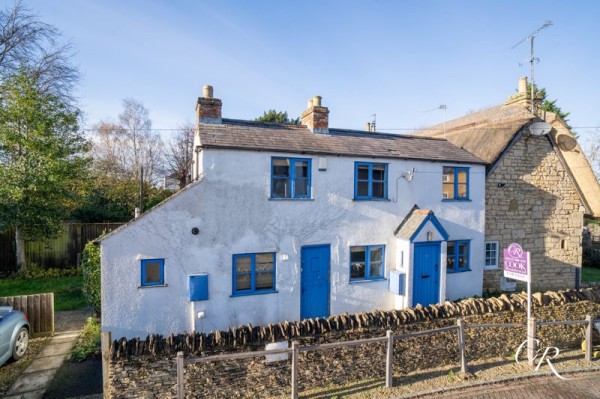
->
[[12, 327, 29, 361]]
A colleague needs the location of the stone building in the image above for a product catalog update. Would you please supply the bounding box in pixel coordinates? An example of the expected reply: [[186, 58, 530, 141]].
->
[[420, 77, 600, 293]]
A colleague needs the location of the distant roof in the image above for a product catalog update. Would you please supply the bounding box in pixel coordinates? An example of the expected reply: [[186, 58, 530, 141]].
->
[[198, 119, 484, 165], [416, 104, 534, 165]]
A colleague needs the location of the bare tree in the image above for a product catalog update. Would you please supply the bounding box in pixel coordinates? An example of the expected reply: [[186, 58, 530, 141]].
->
[[91, 99, 164, 184], [164, 123, 194, 189], [0, 1, 78, 102]]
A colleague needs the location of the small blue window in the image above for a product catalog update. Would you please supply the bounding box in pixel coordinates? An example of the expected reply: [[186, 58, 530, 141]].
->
[[271, 157, 311, 199], [232, 253, 276, 296], [354, 162, 388, 200], [442, 167, 469, 200], [141, 259, 165, 286], [350, 245, 385, 281], [447, 241, 470, 273]]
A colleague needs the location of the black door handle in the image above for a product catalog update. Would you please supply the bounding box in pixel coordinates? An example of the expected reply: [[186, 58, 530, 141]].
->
[[421, 275, 430, 279]]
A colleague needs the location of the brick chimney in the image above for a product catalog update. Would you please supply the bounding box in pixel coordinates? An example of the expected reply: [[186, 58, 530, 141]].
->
[[301, 96, 329, 134], [196, 85, 222, 124]]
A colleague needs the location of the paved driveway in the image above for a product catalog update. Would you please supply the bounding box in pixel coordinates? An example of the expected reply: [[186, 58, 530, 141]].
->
[[424, 371, 600, 398]]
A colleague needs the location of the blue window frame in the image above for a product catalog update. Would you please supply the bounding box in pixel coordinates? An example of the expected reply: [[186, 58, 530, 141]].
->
[[354, 162, 388, 200], [141, 259, 165, 286], [350, 245, 385, 281], [442, 167, 469, 200], [232, 253, 276, 295], [446, 241, 470, 273], [271, 157, 311, 199]]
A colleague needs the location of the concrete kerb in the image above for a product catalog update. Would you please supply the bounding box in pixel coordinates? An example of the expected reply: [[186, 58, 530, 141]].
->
[[4, 310, 91, 399], [394, 365, 600, 399]]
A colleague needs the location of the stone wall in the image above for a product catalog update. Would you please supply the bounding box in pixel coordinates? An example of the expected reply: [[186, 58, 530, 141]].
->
[[107, 288, 600, 398], [484, 132, 585, 293]]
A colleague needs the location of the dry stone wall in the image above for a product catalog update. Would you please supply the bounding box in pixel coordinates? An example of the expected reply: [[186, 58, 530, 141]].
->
[[108, 288, 600, 399], [484, 132, 585, 293]]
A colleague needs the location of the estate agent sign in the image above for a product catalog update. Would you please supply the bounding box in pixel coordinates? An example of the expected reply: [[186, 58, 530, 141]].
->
[[503, 243, 530, 282]]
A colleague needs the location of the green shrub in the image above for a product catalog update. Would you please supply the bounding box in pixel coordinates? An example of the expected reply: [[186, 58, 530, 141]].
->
[[81, 241, 101, 315], [69, 317, 101, 362], [15, 266, 81, 279]]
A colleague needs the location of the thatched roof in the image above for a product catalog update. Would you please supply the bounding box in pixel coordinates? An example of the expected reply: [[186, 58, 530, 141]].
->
[[416, 104, 533, 165]]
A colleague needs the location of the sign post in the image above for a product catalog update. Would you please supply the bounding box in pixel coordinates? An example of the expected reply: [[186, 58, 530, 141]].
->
[[503, 243, 533, 362]]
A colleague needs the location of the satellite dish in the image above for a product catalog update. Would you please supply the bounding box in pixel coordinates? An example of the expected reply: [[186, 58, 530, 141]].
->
[[529, 122, 552, 136]]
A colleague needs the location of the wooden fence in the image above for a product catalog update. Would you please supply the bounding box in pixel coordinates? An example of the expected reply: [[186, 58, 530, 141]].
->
[[0, 293, 54, 337], [174, 316, 598, 399], [0, 222, 123, 274]]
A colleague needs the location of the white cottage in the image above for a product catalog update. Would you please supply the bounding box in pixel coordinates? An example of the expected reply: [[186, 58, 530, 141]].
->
[[100, 86, 486, 339]]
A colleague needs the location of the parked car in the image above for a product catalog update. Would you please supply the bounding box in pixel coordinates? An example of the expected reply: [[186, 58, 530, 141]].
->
[[0, 306, 29, 367]]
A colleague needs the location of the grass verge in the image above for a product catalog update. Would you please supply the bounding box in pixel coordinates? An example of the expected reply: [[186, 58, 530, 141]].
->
[[69, 317, 101, 362], [582, 267, 600, 282], [0, 276, 86, 311]]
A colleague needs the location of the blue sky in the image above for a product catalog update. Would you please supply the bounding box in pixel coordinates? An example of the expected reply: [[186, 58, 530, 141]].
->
[[26, 1, 600, 142]]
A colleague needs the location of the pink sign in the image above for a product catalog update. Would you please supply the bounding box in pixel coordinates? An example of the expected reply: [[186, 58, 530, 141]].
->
[[503, 243, 530, 282]]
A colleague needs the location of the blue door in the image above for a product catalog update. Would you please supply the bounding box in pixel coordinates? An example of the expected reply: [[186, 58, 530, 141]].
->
[[301, 245, 330, 319], [412, 242, 441, 307]]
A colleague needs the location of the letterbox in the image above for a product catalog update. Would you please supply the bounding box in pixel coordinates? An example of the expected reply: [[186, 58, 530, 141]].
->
[[389, 270, 406, 296]]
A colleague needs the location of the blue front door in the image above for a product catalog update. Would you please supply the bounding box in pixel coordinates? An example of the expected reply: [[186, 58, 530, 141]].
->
[[412, 242, 441, 307], [301, 245, 330, 319]]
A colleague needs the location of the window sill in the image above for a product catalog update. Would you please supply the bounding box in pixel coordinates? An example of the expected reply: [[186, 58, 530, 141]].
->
[[442, 199, 471, 202], [138, 284, 168, 289], [269, 198, 313, 201], [349, 278, 387, 284], [484, 266, 499, 271], [353, 198, 390, 202], [231, 290, 278, 298], [446, 269, 471, 274]]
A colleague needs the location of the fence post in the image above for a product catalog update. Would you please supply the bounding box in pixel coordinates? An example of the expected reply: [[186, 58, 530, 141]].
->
[[527, 317, 537, 366], [101, 331, 111, 399], [585, 315, 593, 362], [291, 341, 299, 399], [385, 330, 394, 388], [177, 351, 185, 399], [457, 318, 467, 373]]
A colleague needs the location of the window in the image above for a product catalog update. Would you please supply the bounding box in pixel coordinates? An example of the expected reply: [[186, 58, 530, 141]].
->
[[232, 253, 276, 295], [442, 167, 469, 200], [447, 241, 470, 273], [355, 162, 388, 200], [350, 245, 385, 281], [141, 259, 165, 286], [271, 158, 311, 199], [484, 241, 499, 269]]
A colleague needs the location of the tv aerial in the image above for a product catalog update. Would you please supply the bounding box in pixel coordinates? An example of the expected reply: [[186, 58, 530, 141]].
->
[[511, 21, 554, 114]]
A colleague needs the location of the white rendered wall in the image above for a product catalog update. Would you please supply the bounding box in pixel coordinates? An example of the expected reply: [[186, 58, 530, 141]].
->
[[101, 149, 485, 339]]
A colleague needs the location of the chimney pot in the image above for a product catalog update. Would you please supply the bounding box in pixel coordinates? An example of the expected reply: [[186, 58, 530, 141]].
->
[[518, 77, 527, 94], [203, 85, 213, 98], [301, 95, 329, 134], [196, 84, 222, 124]]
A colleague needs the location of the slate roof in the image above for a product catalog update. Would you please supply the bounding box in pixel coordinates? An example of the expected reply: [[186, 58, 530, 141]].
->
[[395, 207, 432, 240], [415, 105, 534, 165], [198, 119, 484, 164]]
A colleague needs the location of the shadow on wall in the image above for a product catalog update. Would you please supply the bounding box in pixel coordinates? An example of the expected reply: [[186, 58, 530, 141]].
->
[[485, 133, 584, 293]]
